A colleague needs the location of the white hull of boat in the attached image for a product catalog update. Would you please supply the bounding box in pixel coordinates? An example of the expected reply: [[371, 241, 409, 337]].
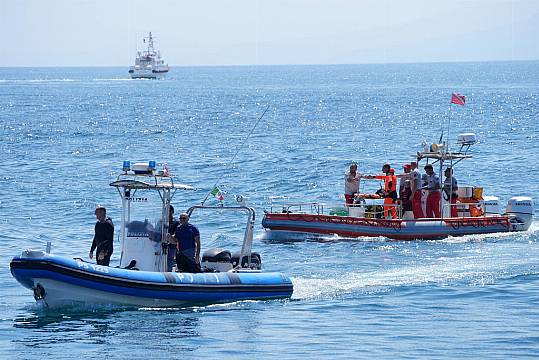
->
[[10, 252, 293, 308], [130, 69, 168, 79], [28, 278, 189, 307]]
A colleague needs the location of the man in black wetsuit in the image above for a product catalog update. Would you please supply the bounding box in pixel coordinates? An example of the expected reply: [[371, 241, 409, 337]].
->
[[89, 205, 114, 266]]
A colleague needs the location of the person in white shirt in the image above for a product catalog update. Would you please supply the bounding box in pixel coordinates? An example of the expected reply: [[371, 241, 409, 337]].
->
[[422, 164, 441, 218], [443, 167, 459, 217], [344, 163, 375, 204], [344, 163, 361, 204]]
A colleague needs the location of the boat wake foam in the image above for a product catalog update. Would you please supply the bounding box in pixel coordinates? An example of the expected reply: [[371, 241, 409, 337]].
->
[[291, 240, 539, 300]]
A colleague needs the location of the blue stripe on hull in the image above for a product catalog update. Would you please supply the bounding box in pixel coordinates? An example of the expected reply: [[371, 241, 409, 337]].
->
[[10, 254, 293, 305], [13, 268, 290, 302]]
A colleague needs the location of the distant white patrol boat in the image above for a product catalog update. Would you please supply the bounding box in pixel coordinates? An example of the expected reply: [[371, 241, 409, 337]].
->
[[128, 32, 169, 79]]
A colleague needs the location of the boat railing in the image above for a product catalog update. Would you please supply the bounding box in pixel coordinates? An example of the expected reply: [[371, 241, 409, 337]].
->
[[271, 202, 325, 215], [269, 201, 406, 219], [186, 205, 257, 269]]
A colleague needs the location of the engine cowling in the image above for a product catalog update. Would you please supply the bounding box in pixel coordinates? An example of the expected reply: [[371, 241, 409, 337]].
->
[[506, 196, 534, 231]]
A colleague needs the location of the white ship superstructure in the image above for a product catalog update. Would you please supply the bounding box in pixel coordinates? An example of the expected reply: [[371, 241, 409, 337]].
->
[[128, 32, 169, 79]]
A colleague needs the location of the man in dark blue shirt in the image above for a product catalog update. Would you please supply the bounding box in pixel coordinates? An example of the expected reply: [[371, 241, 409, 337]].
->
[[173, 213, 201, 273]]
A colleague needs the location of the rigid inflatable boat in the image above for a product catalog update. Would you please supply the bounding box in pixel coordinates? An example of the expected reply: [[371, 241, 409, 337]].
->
[[11, 161, 293, 307]]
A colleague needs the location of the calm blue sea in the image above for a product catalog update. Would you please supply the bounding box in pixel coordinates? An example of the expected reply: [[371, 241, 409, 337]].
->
[[1, 62, 538, 359]]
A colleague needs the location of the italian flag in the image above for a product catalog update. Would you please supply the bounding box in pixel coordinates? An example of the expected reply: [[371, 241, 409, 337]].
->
[[211, 186, 224, 201]]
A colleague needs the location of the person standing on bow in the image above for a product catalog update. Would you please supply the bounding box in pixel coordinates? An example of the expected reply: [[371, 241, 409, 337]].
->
[[89, 205, 114, 266], [443, 167, 459, 218], [375, 164, 398, 219], [410, 161, 424, 218], [344, 163, 363, 204], [173, 213, 201, 273], [423, 164, 441, 218]]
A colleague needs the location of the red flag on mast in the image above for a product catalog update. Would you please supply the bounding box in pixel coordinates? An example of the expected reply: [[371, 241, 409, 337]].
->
[[450, 92, 466, 105]]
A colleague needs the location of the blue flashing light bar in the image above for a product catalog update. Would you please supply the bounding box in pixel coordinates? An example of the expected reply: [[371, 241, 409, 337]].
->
[[123, 161, 131, 171], [148, 161, 156, 170]]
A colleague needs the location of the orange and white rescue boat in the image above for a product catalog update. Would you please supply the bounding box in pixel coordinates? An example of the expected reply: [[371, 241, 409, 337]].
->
[[262, 134, 534, 241]]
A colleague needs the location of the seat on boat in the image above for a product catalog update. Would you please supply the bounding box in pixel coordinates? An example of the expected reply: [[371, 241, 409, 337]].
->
[[202, 248, 232, 262], [201, 248, 233, 272]]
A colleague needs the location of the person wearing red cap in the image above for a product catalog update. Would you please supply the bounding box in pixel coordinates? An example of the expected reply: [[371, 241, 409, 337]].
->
[[375, 164, 398, 219]]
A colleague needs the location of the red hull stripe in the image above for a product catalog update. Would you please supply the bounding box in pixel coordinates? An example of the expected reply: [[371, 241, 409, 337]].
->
[[262, 213, 511, 240]]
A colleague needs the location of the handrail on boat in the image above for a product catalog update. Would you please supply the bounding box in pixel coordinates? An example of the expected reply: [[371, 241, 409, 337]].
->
[[268, 198, 494, 220], [185, 205, 257, 269], [270, 202, 325, 215], [269, 201, 401, 219]]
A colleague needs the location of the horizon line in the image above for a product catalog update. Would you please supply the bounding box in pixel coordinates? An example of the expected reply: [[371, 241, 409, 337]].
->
[[1, 58, 538, 69]]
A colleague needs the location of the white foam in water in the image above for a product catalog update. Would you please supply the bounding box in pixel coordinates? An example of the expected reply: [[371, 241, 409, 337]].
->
[[92, 78, 134, 82], [291, 222, 539, 300], [292, 261, 493, 300], [261, 230, 386, 243], [528, 220, 539, 233], [3, 78, 77, 83]]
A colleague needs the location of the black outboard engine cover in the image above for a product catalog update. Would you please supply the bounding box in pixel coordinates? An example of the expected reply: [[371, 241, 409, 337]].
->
[[231, 251, 261, 270], [202, 248, 232, 263]]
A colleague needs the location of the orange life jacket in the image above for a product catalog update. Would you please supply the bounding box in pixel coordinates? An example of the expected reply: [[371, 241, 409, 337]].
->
[[375, 174, 397, 192]]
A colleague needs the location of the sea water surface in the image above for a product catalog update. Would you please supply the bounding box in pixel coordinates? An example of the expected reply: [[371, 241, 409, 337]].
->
[[1, 62, 538, 359]]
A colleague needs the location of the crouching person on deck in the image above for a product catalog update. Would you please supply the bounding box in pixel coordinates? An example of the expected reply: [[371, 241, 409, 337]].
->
[[173, 213, 202, 273]]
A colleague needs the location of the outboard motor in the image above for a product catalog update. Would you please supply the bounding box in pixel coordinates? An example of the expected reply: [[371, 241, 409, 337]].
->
[[231, 251, 261, 270], [506, 196, 534, 231], [201, 248, 233, 272], [482, 196, 501, 215]]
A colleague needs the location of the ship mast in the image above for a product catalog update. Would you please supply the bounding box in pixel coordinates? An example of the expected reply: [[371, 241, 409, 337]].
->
[[147, 32, 155, 54]]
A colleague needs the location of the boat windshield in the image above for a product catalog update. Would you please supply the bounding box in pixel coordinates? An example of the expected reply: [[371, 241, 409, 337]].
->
[[124, 188, 167, 243]]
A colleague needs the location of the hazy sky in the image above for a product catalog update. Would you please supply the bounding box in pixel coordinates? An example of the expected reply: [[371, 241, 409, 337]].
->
[[1, 0, 538, 67]]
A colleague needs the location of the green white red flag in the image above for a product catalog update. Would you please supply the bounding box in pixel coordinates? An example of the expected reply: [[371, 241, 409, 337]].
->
[[211, 186, 224, 201]]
